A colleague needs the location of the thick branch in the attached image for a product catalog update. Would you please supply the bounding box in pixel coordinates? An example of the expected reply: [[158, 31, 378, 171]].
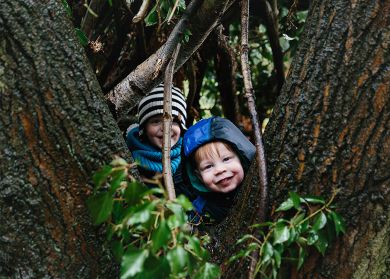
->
[[106, 0, 236, 118]]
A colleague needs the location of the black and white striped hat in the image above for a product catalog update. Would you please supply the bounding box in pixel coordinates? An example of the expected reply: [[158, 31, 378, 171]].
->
[[138, 84, 187, 135]]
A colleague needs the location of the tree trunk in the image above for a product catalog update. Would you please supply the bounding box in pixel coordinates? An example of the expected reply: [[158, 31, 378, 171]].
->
[[210, 0, 390, 278], [0, 1, 134, 277]]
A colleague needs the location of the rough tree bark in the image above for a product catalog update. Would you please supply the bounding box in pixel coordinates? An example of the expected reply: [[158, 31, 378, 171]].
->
[[0, 1, 136, 277], [210, 0, 389, 278]]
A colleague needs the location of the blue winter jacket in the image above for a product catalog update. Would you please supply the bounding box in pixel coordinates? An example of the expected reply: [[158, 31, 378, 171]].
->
[[183, 117, 256, 221]]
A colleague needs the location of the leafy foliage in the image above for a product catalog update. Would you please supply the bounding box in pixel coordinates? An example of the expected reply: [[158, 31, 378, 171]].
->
[[230, 190, 346, 278], [87, 157, 220, 279]]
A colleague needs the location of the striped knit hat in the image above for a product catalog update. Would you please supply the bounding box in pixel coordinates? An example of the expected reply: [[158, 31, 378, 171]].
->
[[138, 84, 187, 135]]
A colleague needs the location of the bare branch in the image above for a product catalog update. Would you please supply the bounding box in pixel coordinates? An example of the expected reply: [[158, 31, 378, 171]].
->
[[240, 0, 269, 276], [261, 0, 285, 93], [167, 0, 180, 23], [132, 0, 151, 23], [162, 44, 181, 200], [106, 0, 236, 118]]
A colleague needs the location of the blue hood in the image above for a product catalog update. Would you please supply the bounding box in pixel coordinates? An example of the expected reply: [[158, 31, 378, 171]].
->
[[183, 117, 256, 192]]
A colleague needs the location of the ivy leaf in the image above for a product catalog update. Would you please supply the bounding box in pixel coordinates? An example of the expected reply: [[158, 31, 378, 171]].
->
[[127, 201, 157, 226], [329, 211, 346, 235], [307, 230, 319, 245], [86, 192, 113, 225], [111, 240, 124, 263], [276, 198, 294, 212], [273, 222, 290, 244], [109, 169, 127, 194], [138, 256, 170, 279], [291, 213, 305, 226], [261, 241, 274, 264], [297, 246, 307, 270], [92, 165, 112, 188], [175, 194, 193, 211], [151, 219, 171, 253], [120, 249, 149, 279], [289, 192, 301, 209], [273, 248, 282, 268], [166, 202, 186, 228], [186, 236, 206, 259], [166, 245, 189, 274], [124, 181, 149, 206], [75, 28, 88, 46], [144, 5, 158, 26], [61, 0, 72, 17], [312, 211, 327, 231], [314, 230, 328, 255], [193, 262, 221, 279], [301, 195, 325, 204]]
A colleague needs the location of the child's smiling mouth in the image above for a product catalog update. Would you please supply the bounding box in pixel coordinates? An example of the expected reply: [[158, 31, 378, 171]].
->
[[216, 176, 233, 186]]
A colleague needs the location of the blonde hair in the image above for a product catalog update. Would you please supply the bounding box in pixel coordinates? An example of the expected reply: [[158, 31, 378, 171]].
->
[[193, 141, 235, 169]]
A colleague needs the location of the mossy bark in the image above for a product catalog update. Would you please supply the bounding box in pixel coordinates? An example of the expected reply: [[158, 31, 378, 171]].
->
[[210, 0, 390, 278], [0, 1, 135, 277]]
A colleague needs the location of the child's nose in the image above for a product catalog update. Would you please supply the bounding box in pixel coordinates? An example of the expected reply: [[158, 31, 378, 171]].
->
[[214, 163, 226, 174]]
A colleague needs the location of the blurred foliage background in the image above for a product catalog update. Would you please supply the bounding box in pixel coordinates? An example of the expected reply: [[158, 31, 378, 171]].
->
[[65, 0, 309, 134]]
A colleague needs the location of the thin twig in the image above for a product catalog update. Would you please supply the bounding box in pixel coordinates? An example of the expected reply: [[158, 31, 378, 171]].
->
[[240, 0, 269, 278], [162, 43, 181, 200], [132, 0, 151, 23], [167, 0, 180, 23]]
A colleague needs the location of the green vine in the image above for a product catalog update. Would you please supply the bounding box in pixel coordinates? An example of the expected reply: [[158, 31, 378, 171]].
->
[[87, 157, 220, 279], [229, 190, 346, 279]]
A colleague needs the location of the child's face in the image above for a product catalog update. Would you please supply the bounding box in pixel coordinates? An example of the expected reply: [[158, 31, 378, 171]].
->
[[145, 115, 181, 149], [196, 142, 244, 193]]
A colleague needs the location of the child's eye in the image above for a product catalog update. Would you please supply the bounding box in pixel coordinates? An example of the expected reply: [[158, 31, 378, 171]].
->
[[223, 156, 232, 162], [202, 164, 213, 171]]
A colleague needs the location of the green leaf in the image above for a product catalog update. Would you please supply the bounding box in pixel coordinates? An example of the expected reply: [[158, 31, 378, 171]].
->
[[301, 195, 325, 204], [291, 213, 305, 226], [273, 222, 290, 244], [86, 192, 113, 225], [261, 241, 274, 264], [186, 236, 207, 259], [127, 201, 157, 226], [287, 227, 297, 244], [111, 240, 124, 263], [273, 248, 281, 268], [144, 5, 158, 26], [289, 192, 301, 209], [61, 0, 72, 17], [276, 198, 294, 212], [297, 246, 307, 270], [92, 165, 112, 188], [109, 169, 127, 194], [329, 211, 346, 235], [124, 181, 149, 206], [121, 249, 149, 279], [193, 262, 221, 279], [166, 245, 189, 274], [307, 230, 319, 245], [151, 219, 171, 253], [136, 256, 170, 279], [313, 211, 327, 231], [314, 230, 328, 255], [166, 202, 186, 228], [236, 234, 255, 245], [175, 195, 193, 211], [75, 28, 88, 46]]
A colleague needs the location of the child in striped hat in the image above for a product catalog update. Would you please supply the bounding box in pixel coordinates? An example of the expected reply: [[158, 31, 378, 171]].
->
[[126, 84, 193, 198]]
